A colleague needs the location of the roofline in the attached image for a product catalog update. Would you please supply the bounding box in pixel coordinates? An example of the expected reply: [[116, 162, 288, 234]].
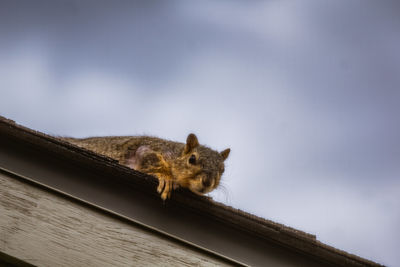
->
[[0, 116, 383, 267]]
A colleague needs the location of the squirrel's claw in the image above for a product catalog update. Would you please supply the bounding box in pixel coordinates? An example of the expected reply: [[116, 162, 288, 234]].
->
[[156, 175, 173, 200], [161, 180, 172, 200], [157, 178, 165, 194]]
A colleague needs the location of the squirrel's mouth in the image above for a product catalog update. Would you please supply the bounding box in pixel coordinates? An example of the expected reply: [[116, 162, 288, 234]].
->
[[189, 185, 212, 196], [198, 188, 206, 194], [191, 189, 206, 195]]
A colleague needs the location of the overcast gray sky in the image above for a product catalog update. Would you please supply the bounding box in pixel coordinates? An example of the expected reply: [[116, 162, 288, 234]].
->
[[1, 1, 399, 266]]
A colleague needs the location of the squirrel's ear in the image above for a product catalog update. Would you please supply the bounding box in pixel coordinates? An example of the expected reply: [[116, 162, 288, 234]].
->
[[184, 133, 199, 154], [220, 148, 230, 161]]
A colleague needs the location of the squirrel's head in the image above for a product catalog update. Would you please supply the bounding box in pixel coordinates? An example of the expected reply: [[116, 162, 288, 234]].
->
[[172, 133, 230, 196]]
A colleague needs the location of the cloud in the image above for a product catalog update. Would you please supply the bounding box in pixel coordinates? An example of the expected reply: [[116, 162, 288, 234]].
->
[[1, 1, 399, 265]]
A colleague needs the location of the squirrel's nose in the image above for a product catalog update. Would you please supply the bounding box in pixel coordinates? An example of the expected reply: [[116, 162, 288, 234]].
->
[[202, 177, 212, 187]]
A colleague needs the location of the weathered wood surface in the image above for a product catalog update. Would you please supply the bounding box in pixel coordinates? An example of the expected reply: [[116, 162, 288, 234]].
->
[[0, 173, 232, 267]]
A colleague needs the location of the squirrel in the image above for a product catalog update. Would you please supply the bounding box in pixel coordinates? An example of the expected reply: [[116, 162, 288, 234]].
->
[[61, 134, 230, 200]]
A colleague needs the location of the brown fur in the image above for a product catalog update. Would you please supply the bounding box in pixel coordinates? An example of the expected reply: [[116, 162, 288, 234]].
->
[[61, 134, 230, 200]]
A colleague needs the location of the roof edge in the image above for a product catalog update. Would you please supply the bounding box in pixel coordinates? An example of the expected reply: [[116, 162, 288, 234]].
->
[[0, 115, 383, 267]]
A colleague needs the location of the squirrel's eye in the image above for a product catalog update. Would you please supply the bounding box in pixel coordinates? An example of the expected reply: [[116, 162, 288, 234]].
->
[[189, 154, 196, 165]]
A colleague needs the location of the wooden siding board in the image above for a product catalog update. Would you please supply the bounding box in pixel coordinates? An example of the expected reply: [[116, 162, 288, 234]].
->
[[0, 173, 233, 267]]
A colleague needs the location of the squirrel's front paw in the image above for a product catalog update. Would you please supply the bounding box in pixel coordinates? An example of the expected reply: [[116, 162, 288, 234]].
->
[[156, 175, 173, 200]]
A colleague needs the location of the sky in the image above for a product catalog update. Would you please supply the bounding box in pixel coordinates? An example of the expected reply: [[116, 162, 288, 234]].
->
[[1, 1, 399, 266]]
